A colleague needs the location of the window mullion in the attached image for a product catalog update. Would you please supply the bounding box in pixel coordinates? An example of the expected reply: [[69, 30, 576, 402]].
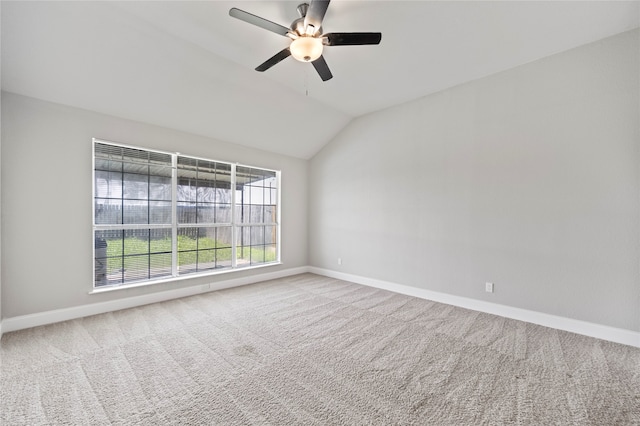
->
[[276, 171, 281, 263], [171, 154, 178, 277], [231, 163, 237, 268], [147, 164, 151, 280], [94, 223, 172, 231], [174, 222, 231, 228]]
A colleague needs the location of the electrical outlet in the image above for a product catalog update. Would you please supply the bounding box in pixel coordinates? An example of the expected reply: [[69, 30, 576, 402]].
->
[[338, 258, 342, 265], [485, 282, 494, 293]]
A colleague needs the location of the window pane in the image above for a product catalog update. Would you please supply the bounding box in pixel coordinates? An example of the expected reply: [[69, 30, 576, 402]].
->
[[96, 229, 122, 286], [94, 228, 172, 287], [266, 176, 276, 187], [124, 229, 149, 255], [264, 205, 277, 223], [94, 230, 114, 287], [95, 199, 122, 225], [177, 157, 197, 202], [149, 201, 172, 224], [95, 170, 122, 199], [209, 227, 232, 269], [177, 227, 198, 247], [197, 204, 215, 223], [122, 162, 148, 176], [251, 205, 264, 223], [150, 230, 172, 253], [268, 188, 277, 205], [264, 244, 277, 263], [252, 226, 265, 245], [236, 226, 277, 267], [234, 205, 249, 223], [197, 183, 216, 203], [95, 142, 172, 228], [216, 227, 232, 249], [177, 227, 198, 274], [123, 200, 148, 224], [235, 166, 253, 186], [94, 158, 123, 173], [178, 157, 234, 225], [216, 187, 232, 204], [216, 204, 232, 223], [123, 255, 150, 283], [195, 249, 216, 271], [177, 227, 232, 273], [215, 164, 232, 204], [122, 172, 148, 200], [235, 172, 277, 224], [150, 253, 172, 278], [177, 202, 196, 224], [177, 180, 196, 202], [264, 226, 277, 247], [149, 175, 171, 201]]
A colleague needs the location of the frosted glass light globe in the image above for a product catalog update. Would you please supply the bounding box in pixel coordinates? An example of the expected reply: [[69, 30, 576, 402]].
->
[[290, 37, 323, 62]]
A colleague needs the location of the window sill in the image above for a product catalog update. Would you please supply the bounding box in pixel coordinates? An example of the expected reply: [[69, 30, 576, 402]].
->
[[89, 261, 283, 294]]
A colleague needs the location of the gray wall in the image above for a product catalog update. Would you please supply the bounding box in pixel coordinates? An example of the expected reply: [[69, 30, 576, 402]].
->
[[309, 29, 640, 332], [0, 0, 3, 332], [1, 92, 308, 319], [0, 0, 2, 330]]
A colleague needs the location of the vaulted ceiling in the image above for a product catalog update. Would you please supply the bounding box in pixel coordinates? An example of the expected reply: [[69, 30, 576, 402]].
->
[[2, 1, 639, 159]]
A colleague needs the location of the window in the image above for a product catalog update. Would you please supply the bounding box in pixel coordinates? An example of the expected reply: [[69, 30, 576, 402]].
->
[[93, 139, 280, 288]]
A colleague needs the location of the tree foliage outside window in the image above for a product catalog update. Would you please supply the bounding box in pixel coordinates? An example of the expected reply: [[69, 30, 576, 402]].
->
[[93, 139, 280, 288]]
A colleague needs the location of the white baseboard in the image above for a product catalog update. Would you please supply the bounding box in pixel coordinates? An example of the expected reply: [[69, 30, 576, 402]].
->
[[1, 266, 309, 335], [309, 267, 640, 348]]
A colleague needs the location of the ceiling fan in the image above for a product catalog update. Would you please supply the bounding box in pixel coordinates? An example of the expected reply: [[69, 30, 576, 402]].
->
[[229, 0, 382, 81]]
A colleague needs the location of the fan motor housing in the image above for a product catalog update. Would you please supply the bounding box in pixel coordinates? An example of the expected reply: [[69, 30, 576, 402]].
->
[[291, 17, 322, 36], [292, 3, 322, 36]]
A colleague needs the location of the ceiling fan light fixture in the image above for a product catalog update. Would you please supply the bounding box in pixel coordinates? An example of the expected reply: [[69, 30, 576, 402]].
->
[[290, 36, 323, 62], [229, 1, 382, 81]]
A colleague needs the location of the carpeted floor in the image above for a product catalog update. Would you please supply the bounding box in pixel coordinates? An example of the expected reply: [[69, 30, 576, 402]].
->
[[1, 273, 639, 425]]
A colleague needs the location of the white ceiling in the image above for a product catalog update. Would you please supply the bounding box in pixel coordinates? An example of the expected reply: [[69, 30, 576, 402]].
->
[[2, 1, 639, 159]]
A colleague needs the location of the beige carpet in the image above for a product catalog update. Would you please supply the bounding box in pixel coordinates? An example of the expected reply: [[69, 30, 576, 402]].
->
[[1, 273, 639, 425]]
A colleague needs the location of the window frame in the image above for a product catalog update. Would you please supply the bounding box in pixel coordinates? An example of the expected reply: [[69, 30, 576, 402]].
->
[[92, 138, 281, 291]]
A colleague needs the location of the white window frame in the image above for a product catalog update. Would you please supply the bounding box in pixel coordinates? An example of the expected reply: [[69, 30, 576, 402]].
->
[[92, 138, 281, 292]]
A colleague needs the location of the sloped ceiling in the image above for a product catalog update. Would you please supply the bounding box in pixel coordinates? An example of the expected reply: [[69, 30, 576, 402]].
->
[[2, 1, 639, 159]]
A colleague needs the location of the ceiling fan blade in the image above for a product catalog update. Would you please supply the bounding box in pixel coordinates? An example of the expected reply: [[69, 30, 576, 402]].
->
[[324, 32, 382, 46], [255, 48, 291, 72], [312, 55, 333, 81], [304, 0, 330, 34], [229, 8, 290, 37]]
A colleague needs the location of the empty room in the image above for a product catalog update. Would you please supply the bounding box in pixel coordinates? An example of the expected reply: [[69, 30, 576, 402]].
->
[[1, 1, 639, 424]]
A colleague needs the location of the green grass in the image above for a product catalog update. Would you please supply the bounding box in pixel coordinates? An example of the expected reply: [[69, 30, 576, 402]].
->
[[102, 236, 275, 274], [237, 246, 278, 264]]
